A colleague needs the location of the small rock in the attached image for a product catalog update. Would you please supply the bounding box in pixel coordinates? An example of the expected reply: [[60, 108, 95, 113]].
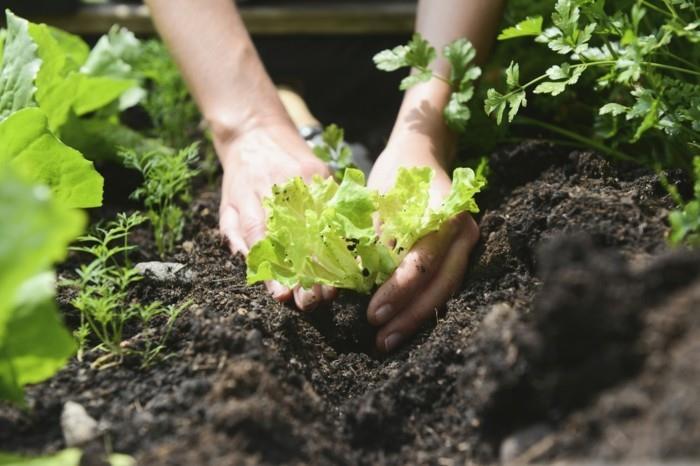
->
[[61, 401, 100, 447], [182, 241, 195, 254], [500, 423, 551, 463], [135, 262, 194, 284]]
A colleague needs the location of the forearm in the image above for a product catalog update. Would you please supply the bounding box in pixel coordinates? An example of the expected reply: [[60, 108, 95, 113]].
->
[[145, 0, 292, 146], [389, 0, 505, 165]]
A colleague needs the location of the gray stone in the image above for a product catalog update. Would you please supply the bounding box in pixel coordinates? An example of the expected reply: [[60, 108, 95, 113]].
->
[[61, 401, 100, 447], [500, 423, 551, 464], [135, 261, 194, 284]]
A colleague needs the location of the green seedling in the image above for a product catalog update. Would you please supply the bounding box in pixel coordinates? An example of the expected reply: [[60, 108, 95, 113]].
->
[[65, 212, 186, 367], [247, 164, 486, 293], [312, 124, 354, 178], [121, 143, 201, 257]]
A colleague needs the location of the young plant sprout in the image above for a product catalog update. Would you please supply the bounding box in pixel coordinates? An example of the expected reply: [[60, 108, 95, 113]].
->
[[121, 143, 201, 257], [65, 213, 186, 367], [312, 124, 355, 178]]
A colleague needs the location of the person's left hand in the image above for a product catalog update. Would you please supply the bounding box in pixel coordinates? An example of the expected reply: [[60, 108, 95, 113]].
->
[[365, 139, 480, 353]]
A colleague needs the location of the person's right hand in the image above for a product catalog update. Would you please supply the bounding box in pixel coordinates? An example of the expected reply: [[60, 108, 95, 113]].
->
[[216, 122, 337, 310]]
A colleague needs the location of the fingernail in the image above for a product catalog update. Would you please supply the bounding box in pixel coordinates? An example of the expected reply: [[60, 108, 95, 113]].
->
[[384, 333, 403, 352], [374, 304, 393, 324]]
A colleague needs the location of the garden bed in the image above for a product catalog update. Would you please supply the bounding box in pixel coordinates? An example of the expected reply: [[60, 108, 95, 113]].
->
[[3, 141, 699, 465]]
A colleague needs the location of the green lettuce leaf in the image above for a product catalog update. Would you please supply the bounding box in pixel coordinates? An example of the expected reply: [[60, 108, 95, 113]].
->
[[0, 272, 75, 404], [27, 21, 136, 132], [247, 166, 486, 293], [0, 28, 6, 64], [0, 107, 104, 208], [0, 10, 41, 122], [0, 168, 83, 403]]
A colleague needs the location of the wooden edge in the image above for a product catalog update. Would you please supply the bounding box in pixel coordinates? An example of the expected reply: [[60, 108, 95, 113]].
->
[[28, 3, 416, 35]]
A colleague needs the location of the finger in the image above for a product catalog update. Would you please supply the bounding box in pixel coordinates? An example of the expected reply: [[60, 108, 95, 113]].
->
[[367, 216, 462, 326], [321, 285, 337, 301], [219, 207, 249, 255], [376, 224, 476, 353], [238, 198, 268, 251], [266, 280, 292, 302], [293, 284, 324, 311]]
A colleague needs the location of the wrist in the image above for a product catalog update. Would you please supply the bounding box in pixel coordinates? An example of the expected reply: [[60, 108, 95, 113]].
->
[[388, 77, 457, 169]]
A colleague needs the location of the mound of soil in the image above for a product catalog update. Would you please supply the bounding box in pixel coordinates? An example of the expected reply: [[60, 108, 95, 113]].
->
[[2, 143, 699, 465]]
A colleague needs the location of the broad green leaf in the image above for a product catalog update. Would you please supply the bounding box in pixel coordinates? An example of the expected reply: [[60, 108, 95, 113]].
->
[[27, 22, 136, 131], [48, 27, 89, 69], [0, 28, 5, 64], [27, 22, 77, 131], [61, 115, 161, 162], [498, 16, 544, 40], [0, 108, 104, 208], [0, 10, 41, 122], [81, 26, 141, 78], [0, 168, 81, 404], [0, 272, 75, 403], [247, 166, 485, 292], [73, 75, 136, 116]]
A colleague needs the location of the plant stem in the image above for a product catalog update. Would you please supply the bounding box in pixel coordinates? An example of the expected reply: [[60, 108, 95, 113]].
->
[[663, 51, 700, 72], [513, 116, 636, 162], [644, 61, 700, 77], [640, 0, 672, 17], [415, 66, 451, 86]]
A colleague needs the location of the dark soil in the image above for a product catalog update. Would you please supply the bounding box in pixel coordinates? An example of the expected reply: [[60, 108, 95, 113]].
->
[[2, 143, 700, 465]]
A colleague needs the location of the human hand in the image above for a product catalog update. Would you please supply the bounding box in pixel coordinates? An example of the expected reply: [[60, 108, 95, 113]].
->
[[216, 122, 337, 310], [366, 136, 480, 353]]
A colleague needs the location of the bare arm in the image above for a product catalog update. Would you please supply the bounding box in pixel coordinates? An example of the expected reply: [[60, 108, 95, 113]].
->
[[145, 0, 294, 147], [146, 0, 334, 308], [368, 0, 504, 352]]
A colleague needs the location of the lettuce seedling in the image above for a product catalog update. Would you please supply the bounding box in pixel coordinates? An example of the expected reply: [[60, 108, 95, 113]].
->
[[0, 107, 104, 208], [247, 166, 486, 293]]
